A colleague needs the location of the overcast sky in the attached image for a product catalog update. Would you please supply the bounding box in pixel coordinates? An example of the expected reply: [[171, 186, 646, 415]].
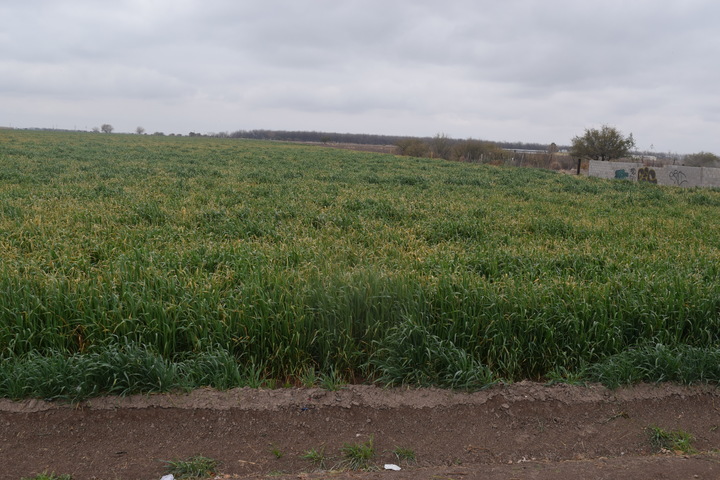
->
[[3, 0, 720, 153]]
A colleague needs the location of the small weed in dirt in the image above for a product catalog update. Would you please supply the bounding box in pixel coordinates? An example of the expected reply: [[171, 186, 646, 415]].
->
[[393, 446, 416, 462], [339, 436, 375, 470], [648, 426, 696, 454], [22, 473, 72, 480], [601, 411, 630, 424], [270, 444, 284, 459], [164, 455, 219, 479], [301, 446, 327, 468]]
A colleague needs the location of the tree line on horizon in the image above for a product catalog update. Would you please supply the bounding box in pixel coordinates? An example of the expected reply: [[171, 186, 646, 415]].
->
[[189, 127, 715, 165], [20, 124, 715, 166], [216, 128, 556, 152], [219, 129, 578, 169]]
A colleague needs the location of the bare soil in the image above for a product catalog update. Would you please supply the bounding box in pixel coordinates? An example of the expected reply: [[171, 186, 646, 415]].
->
[[2, 382, 720, 480]]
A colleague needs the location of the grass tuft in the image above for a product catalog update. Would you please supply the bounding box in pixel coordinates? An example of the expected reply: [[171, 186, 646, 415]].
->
[[319, 369, 346, 391], [164, 455, 219, 479], [648, 426, 696, 454], [338, 437, 375, 470], [393, 446, 416, 462], [21, 473, 72, 480], [270, 445, 284, 459], [301, 447, 327, 469]]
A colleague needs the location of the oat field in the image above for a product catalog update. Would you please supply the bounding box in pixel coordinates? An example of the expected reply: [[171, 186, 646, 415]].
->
[[2, 130, 720, 399]]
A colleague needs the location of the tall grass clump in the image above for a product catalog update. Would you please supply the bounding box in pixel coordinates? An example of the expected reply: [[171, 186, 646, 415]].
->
[[0, 343, 264, 401], [369, 316, 495, 390], [587, 344, 720, 388]]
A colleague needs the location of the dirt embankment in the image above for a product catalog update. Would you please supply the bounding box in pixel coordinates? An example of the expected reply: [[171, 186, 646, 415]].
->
[[2, 382, 720, 480]]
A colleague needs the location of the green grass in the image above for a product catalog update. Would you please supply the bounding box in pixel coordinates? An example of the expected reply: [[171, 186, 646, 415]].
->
[[2, 130, 720, 396], [0, 343, 266, 401], [164, 455, 219, 479], [339, 437, 375, 470], [319, 368, 347, 391], [270, 445, 284, 459], [393, 446, 416, 462], [299, 366, 319, 388], [301, 447, 327, 468], [588, 344, 720, 388], [648, 426, 696, 454], [21, 473, 72, 480]]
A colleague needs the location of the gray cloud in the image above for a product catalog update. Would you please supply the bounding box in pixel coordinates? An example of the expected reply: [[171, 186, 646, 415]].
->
[[2, 0, 720, 153]]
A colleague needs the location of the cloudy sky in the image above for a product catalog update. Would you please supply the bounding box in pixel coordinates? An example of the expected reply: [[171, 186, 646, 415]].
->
[[3, 0, 720, 153]]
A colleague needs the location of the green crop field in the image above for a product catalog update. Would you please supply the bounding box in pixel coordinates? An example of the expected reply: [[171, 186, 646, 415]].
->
[[2, 130, 720, 400]]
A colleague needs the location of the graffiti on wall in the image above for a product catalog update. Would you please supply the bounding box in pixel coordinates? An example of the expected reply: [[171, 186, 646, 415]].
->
[[637, 167, 657, 184], [668, 169, 688, 186], [590, 160, 714, 188], [614, 168, 637, 180]]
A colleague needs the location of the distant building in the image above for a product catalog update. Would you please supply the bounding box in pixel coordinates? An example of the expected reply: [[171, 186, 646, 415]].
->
[[503, 148, 549, 155], [630, 154, 657, 161]]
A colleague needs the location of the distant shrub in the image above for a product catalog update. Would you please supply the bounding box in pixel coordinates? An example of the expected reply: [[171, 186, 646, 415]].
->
[[396, 139, 430, 158], [451, 140, 501, 163], [683, 151, 720, 168]]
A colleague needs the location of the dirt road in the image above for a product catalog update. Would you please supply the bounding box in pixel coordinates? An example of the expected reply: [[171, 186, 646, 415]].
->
[[2, 382, 719, 480]]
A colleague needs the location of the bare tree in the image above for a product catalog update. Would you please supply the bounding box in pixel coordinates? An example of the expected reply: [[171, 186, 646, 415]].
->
[[136, 126, 145, 135], [429, 133, 453, 160], [101, 124, 114, 134]]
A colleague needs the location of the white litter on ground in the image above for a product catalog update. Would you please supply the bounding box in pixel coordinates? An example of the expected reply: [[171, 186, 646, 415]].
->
[[384, 464, 402, 471]]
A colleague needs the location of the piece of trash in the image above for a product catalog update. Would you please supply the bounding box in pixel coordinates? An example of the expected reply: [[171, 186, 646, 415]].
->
[[160, 475, 175, 480], [384, 464, 401, 471]]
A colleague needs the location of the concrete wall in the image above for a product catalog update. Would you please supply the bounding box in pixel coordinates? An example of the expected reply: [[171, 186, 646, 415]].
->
[[588, 161, 719, 188], [703, 167, 720, 187]]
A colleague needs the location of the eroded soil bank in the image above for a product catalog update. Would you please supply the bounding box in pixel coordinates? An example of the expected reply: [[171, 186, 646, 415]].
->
[[2, 382, 720, 480]]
